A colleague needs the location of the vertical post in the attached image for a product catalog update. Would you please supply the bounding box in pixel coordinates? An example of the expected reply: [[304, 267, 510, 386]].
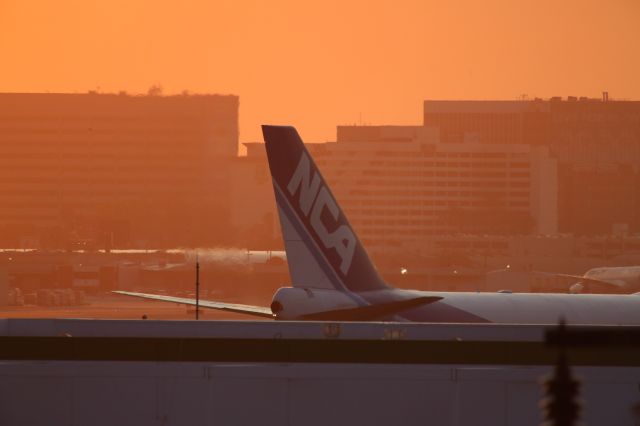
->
[[195, 253, 200, 320]]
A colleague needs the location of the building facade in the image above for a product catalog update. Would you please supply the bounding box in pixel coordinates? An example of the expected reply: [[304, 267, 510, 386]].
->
[[229, 144, 279, 249], [322, 125, 557, 251], [0, 92, 239, 248], [424, 97, 640, 235]]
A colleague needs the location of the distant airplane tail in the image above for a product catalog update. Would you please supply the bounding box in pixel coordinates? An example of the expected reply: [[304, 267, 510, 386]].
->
[[262, 125, 388, 293]]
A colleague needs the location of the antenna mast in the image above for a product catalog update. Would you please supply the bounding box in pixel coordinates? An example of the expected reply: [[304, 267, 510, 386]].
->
[[195, 252, 200, 320]]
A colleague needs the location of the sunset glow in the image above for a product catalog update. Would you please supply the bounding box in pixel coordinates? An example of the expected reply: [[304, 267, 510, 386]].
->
[[1, 0, 639, 142]]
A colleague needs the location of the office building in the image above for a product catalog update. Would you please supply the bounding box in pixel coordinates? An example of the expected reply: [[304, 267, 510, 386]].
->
[[325, 125, 557, 250], [0, 92, 239, 247], [424, 96, 640, 234]]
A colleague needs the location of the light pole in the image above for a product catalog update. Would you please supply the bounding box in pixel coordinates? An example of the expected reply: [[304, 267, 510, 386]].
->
[[195, 253, 200, 320]]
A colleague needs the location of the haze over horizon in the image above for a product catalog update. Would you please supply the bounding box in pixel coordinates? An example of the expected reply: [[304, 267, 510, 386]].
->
[[1, 0, 639, 142]]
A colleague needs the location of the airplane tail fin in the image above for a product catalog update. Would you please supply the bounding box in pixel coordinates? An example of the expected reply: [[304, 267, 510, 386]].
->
[[262, 125, 387, 293]]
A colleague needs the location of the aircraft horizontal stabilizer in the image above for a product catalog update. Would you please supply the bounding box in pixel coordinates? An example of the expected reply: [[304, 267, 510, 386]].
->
[[112, 291, 274, 319], [298, 296, 442, 321]]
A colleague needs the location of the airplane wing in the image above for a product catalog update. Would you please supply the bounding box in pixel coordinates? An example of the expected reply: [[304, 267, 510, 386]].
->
[[113, 291, 441, 321], [112, 291, 274, 319]]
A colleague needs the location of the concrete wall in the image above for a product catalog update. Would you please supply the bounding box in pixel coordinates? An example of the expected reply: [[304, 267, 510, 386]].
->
[[1, 361, 638, 426]]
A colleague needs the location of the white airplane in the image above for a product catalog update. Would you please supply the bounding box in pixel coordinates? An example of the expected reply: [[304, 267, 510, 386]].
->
[[529, 266, 640, 294], [115, 125, 640, 324], [559, 266, 640, 294]]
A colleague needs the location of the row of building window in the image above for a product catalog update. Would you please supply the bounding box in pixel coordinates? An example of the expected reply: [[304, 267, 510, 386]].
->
[[325, 161, 530, 169], [345, 189, 530, 197], [360, 228, 474, 237], [343, 197, 529, 208], [349, 179, 531, 188], [0, 168, 202, 176], [0, 189, 205, 196], [0, 152, 208, 160], [353, 220, 530, 229], [0, 120, 235, 134], [435, 240, 510, 249], [315, 151, 530, 160], [354, 170, 530, 178], [0, 177, 204, 184], [346, 204, 530, 217], [0, 214, 57, 221]]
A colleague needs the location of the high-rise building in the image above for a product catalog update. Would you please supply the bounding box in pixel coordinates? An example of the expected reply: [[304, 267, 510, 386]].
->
[[0, 92, 239, 248], [424, 97, 640, 235]]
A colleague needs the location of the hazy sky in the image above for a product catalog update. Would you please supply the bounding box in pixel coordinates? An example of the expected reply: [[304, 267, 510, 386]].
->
[[1, 0, 639, 142]]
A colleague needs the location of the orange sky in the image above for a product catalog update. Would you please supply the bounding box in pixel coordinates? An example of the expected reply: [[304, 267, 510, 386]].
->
[[1, 0, 639, 142]]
